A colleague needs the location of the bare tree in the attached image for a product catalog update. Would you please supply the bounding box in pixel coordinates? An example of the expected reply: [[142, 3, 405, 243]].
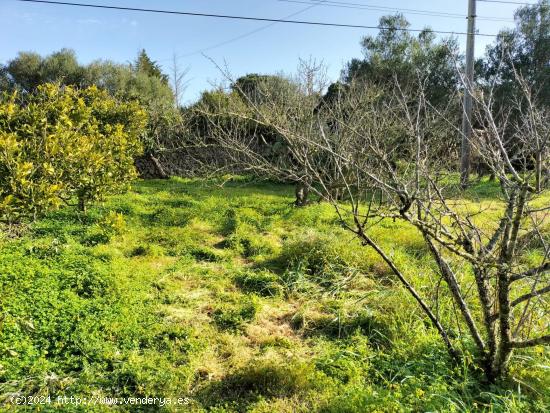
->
[[194, 68, 323, 206], [197, 64, 549, 381], [170, 53, 190, 108], [295, 56, 329, 97]]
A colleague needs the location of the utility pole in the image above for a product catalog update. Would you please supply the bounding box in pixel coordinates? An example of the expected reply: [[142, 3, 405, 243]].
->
[[461, 0, 476, 189]]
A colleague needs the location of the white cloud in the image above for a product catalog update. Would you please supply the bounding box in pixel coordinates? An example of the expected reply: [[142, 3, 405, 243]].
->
[[77, 18, 102, 25]]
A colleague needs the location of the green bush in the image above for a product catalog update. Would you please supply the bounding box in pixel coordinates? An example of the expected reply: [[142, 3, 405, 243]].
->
[[0, 84, 146, 221], [80, 210, 126, 246]]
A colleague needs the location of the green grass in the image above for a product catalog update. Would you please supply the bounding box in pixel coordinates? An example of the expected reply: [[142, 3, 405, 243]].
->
[[0, 177, 548, 412]]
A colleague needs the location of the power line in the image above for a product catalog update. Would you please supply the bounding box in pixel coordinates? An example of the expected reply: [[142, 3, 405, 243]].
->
[[160, 2, 320, 62], [478, 0, 537, 4], [14, 0, 499, 37], [279, 0, 514, 22]]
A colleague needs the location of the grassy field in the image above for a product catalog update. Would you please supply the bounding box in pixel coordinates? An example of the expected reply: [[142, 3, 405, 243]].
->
[[0, 177, 548, 412]]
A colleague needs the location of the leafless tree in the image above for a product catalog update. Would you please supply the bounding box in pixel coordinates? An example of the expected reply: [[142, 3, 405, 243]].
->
[[197, 65, 549, 382], [295, 56, 329, 97], [170, 53, 190, 108]]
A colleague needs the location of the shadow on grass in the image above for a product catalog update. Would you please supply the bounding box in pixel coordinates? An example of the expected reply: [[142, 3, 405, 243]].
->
[[194, 360, 324, 412]]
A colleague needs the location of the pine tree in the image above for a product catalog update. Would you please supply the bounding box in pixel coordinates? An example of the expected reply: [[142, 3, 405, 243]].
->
[[133, 49, 169, 84]]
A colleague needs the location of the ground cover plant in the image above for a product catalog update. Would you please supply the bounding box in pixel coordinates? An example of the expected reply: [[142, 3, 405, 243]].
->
[[0, 2, 549, 410], [1, 177, 548, 412]]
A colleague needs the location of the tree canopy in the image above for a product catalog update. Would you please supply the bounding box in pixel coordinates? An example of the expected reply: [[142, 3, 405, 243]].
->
[[133, 49, 170, 85], [0, 84, 146, 218], [343, 14, 460, 105], [480, 0, 550, 105]]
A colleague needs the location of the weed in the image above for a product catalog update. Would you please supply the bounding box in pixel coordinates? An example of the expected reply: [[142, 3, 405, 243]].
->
[[234, 270, 283, 297], [1, 178, 547, 412], [212, 297, 260, 331]]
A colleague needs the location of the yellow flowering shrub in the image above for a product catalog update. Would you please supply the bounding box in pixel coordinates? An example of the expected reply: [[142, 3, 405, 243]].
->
[[0, 84, 146, 220]]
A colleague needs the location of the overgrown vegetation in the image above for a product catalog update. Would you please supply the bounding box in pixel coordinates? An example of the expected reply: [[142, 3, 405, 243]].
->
[[0, 0, 549, 410], [1, 178, 548, 412], [197, 1, 550, 384]]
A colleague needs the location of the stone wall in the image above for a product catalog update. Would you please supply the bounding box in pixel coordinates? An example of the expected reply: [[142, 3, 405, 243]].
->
[[135, 147, 230, 179]]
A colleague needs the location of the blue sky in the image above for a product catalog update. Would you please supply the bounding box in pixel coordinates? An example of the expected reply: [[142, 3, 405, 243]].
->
[[0, 0, 528, 103]]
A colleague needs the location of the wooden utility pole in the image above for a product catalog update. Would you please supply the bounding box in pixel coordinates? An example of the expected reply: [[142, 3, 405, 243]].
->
[[461, 0, 476, 189]]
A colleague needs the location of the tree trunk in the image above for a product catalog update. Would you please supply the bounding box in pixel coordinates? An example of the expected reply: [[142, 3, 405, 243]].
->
[[492, 268, 513, 379], [147, 152, 169, 179], [426, 238, 485, 354], [295, 181, 309, 207], [491, 187, 526, 379], [535, 151, 542, 192], [474, 266, 498, 382], [78, 195, 87, 213]]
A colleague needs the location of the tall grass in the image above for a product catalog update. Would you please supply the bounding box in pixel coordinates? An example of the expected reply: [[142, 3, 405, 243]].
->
[[1, 177, 548, 412]]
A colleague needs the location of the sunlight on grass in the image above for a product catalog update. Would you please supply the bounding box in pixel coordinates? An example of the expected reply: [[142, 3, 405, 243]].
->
[[0, 177, 548, 412]]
